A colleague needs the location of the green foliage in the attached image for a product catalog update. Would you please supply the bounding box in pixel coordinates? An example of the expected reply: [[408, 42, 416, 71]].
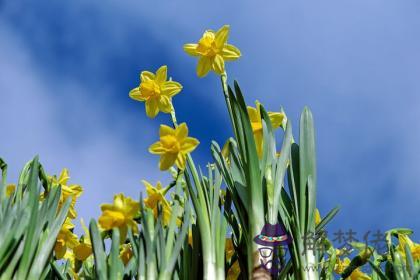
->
[[0, 157, 70, 279]]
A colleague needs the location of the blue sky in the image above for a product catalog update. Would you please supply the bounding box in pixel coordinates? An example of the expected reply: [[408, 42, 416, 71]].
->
[[1, 0, 419, 242]]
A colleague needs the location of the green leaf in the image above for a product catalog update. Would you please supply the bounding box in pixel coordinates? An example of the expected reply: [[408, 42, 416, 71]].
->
[[29, 197, 71, 279], [16, 157, 41, 280], [109, 228, 123, 280], [272, 118, 293, 223], [89, 219, 108, 280], [368, 260, 390, 280], [315, 206, 340, 235], [299, 107, 317, 233]]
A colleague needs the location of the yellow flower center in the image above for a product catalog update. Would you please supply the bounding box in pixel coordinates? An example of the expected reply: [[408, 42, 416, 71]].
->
[[140, 80, 161, 98], [161, 135, 181, 153], [196, 32, 220, 57]]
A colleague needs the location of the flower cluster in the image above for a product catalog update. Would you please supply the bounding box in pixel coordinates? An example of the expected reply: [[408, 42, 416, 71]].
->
[[36, 168, 94, 277]]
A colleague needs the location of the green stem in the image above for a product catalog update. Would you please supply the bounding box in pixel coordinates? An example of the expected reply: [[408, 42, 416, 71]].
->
[[170, 104, 178, 128], [220, 72, 237, 135], [170, 103, 217, 279]]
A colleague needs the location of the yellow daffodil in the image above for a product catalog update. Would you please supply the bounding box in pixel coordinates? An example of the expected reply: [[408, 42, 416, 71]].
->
[[334, 257, 347, 274], [149, 123, 199, 170], [63, 250, 80, 279], [188, 229, 193, 247], [143, 180, 174, 226], [73, 241, 92, 261], [98, 193, 139, 240], [226, 238, 240, 280], [129, 65, 182, 118], [247, 101, 286, 158], [6, 184, 16, 197], [73, 219, 92, 261], [315, 208, 321, 226], [220, 140, 233, 167], [42, 168, 83, 219], [397, 234, 420, 261], [120, 244, 133, 265], [347, 268, 371, 280], [334, 257, 371, 280], [184, 25, 241, 77], [55, 219, 79, 259]]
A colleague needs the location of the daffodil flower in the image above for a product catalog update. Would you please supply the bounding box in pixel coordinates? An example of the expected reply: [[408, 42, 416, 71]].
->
[[55, 219, 79, 259], [247, 101, 286, 158], [143, 180, 175, 226], [149, 123, 199, 170], [397, 234, 420, 261], [314, 208, 321, 226], [5, 184, 15, 197], [42, 168, 83, 219], [120, 244, 133, 265], [98, 193, 139, 241], [334, 257, 371, 280], [184, 25, 241, 77], [63, 250, 80, 279], [73, 219, 93, 261], [129, 65, 182, 118], [226, 238, 240, 280]]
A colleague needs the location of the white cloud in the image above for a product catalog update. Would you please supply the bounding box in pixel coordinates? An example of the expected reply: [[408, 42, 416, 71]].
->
[[0, 22, 168, 224]]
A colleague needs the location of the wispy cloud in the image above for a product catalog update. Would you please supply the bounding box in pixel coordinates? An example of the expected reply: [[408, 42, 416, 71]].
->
[[0, 22, 168, 224]]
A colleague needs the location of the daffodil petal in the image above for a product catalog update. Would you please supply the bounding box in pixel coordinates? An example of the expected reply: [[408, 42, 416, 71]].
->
[[68, 184, 83, 196], [129, 88, 145, 101], [58, 169, 70, 185], [100, 203, 115, 212], [215, 25, 230, 48], [268, 112, 285, 129], [67, 234, 80, 249], [161, 81, 182, 97], [212, 54, 225, 75], [222, 44, 241, 61], [159, 124, 175, 137], [98, 210, 125, 230], [114, 194, 125, 209], [55, 242, 67, 259], [254, 131, 263, 158], [68, 207, 77, 219], [142, 180, 155, 196], [181, 137, 199, 153], [140, 71, 155, 82], [183, 43, 199, 56], [196, 56, 212, 77], [155, 65, 167, 84], [159, 153, 178, 170], [128, 220, 139, 234], [145, 98, 159, 118], [175, 123, 188, 140], [5, 184, 15, 197], [314, 209, 321, 225], [74, 243, 92, 261], [149, 141, 165, 154], [158, 95, 172, 113], [247, 106, 259, 123], [175, 153, 187, 170]]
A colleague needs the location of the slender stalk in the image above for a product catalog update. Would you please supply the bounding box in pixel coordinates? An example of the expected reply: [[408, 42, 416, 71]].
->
[[170, 105, 217, 280], [145, 212, 157, 280], [220, 72, 237, 135], [170, 104, 178, 128]]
